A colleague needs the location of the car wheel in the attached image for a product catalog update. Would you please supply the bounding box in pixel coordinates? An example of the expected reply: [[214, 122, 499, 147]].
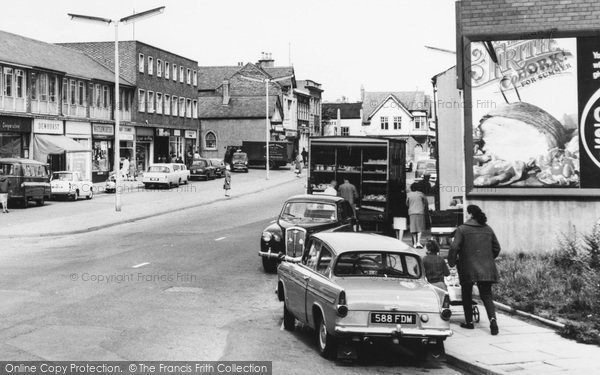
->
[[86, 189, 93, 200], [261, 257, 277, 273], [283, 302, 295, 331], [413, 344, 430, 363], [22, 197, 28, 208], [316, 314, 337, 359], [72, 191, 79, 201], [36, 197, 45, 206]]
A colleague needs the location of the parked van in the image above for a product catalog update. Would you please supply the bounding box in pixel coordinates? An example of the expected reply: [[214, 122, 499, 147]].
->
[[0, 158, 51, 207]]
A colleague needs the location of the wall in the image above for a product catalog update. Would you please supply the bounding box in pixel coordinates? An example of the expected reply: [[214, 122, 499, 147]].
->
[[200, 118, 265, 158], [363, 98, 413, 136]]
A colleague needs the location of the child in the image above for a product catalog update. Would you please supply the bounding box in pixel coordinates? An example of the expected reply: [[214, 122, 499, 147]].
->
[[223, 165, 231, 197], [423, 240, 450, 290]]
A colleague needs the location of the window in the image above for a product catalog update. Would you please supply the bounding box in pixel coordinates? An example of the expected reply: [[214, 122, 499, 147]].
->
[[305, 241, 321, 269], [15, 70, 24, 98], [173, 64, 177, 81], [179, 97, 185, 116], [165, 62, 170, 79], [138, 53, 144, 73], [192, 70, 197, 86], [157, 59, 162, 77], [70, 79, 77, 105], [31, 74, 37, 100], [49, 76, 57, 102], [94, 84, 101, 107], [38, 74, 48, 101], [186, 68, 191, 84], [164, 95, 171, 115], [380, 116, 389, 130], [3, 68, 13, 97], [316, 246, 332, 275], [62, 78, 68, 102], [119, 88, 130, 111], [78, 81, 85, 105], [393, 116, 402, 130], [103, 85, 110, 108], [192, 100, 198, 118], [415, 116, 426, 130], [172, 95, 178, 116], [156, 93, 162, 114], [179, 66, 184, 83], [205, 131, 216, 150], [148, 91, 154, 113], [186, 98, 192, 118], [148, 56, 153, 75], [341, 126, 349, 136], [138, 89, 146, 112]]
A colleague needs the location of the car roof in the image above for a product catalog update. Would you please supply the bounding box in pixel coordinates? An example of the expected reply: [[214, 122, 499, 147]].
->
[[312, 232, 416, 255], [149, 163, 171, 167], [53, 171, 76, 173], [285, 194, 344, 204], [0, 158, 48, 165]]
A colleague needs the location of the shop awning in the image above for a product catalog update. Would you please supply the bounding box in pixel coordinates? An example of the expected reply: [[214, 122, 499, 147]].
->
[[33, 134, 90, 163]]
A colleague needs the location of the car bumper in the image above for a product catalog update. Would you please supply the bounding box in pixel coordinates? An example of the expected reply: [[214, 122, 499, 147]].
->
[[232, 165, 247, 171], [334, 326, 453, 339], [258, 248, 282, 259]]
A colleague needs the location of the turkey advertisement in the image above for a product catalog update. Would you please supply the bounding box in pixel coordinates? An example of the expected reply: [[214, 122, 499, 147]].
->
[[469, 38, 580, 188]]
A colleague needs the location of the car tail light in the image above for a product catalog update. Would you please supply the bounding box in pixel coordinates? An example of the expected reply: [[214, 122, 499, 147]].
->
[[338, 291, 347, 305], [337, 305, 348, 317], [441, 309, 452, 321], [442, 294, 450, 309]]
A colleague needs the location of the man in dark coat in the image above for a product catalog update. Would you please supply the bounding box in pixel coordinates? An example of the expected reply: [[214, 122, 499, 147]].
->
[[448, 204, 501, 335]]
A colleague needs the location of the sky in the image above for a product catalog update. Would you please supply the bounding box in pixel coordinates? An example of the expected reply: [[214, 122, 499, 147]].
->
[[1, 0, 457, 101]]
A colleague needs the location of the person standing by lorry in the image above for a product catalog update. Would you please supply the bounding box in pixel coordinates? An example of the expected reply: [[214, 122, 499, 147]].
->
[[0, 169, 9, 213]]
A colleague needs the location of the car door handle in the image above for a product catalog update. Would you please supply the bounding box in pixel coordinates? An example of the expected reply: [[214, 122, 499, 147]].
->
[[302, 275, 310, 281]]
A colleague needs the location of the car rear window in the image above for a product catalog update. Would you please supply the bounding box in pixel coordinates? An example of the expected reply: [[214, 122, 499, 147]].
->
[[52, 172, 72, 181], [192, 160, 207, 167], [148, 166, 169, 173], [232, 153, 247, 160], [334, 251, 421, 278]]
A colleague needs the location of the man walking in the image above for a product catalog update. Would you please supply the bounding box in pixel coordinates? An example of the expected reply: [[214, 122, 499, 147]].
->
[[338, 178, 358, 206], [301, 147, 308, 167], [0, 170, 9, 213]]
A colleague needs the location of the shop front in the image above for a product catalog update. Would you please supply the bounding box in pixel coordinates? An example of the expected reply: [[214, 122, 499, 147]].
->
[[154, 128, 171, 163], [184, 130, 197, 166], [119, 125, 135, 177], [136, 127, 153, 173], [32, 119, 90, 177], [170, 129, 185, 162], [65, 121, 92, 180], [91, 123, 114, 183], [0, 116, 31, 158]]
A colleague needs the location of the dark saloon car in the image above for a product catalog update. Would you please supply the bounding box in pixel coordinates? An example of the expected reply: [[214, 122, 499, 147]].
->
[[259, 194, 357, 272], [210, 158, 226, 178], [189, 158, 215, 181]]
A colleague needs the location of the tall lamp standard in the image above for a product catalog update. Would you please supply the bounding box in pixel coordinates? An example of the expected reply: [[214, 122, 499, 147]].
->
[[68, 6, 165, 212], [240, 74, 293, 180]]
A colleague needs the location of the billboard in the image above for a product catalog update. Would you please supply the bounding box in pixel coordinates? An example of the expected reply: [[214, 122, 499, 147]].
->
[[468, 37, 585, 190]]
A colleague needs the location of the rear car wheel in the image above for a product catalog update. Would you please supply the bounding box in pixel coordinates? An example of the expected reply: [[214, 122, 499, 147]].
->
[[261, 257, 277, 273], [316, 314, 337, 359], [72, 191, 79, 201], [86, 189, 93, 200], [36, 197, 45, 206], [283, 303, 295, 331]]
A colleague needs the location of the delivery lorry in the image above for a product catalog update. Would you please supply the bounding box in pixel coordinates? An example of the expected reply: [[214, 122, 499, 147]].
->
[[307, 136, 407, 235], [241, 141, 294, 169]]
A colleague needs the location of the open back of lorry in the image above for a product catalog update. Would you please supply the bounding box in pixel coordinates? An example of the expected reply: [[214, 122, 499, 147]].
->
[[307, 136, 407, 235]]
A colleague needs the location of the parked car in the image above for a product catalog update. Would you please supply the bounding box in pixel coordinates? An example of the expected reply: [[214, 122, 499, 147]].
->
[[172, 163, 190, 184], [210, 158, 226, 178], [231, 151, 248, 172], [259, 194, 356, 272], [277, 232, 453, 360], [414, 159, 437, 181], [105, 172, 116, 193], [189, 158, 216, 180], [0, 158, 50, 207], [142, 164, 180, 188], [50, 171, 94, 200]]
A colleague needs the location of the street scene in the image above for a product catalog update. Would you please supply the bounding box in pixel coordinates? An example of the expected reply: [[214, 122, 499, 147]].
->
[[1, 0, 600, 374]]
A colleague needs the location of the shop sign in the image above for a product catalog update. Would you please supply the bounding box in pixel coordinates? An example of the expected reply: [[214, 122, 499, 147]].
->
[[173, 129, 182, 137], [272, 125, 284, 132], [119, 125, 135, 141], [156, 128, 171, 137], [33, 119, 63, 134], [184, 130, 197, 139], [285, 130, 298, 138], [0, 117, 31, 133], [136, 135, 153, 142], [92, 124, 114, 137], [65, 121, 91, 136]]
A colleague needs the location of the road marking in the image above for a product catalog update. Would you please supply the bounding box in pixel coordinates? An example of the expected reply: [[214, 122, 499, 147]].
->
[[280, 322, 285, 331], [215, 237, 226, 241], [131, 262, 150, 269]]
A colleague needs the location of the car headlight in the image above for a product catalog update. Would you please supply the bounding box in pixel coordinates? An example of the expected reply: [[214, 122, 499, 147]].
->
[[272, 234, 281, 242], [262, 232, 272, 242]]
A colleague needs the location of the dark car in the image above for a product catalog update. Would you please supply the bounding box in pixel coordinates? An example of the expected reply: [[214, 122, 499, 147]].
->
[[259, 194, 357, 272], [210, 158, 226, 178], [189, 158, 215, 181], [232, 152, 248, 172]]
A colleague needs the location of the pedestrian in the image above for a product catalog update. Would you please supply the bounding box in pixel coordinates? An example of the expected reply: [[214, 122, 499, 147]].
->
[[295, 152, 303, 177], [223, 164, 232, 197], [406, 183, 428, 248], [417, 174, 433, 195], [121, 156, 130, 180], [338, 178, 358, 206], [423, 240, 450, 290], [323, 180, 337, 196], [301, 147, 308, 167], [176, 154, 184, 164], [194, 149, 201, 159], [0, 170, 9, 213], [448, 204, 501, 335]]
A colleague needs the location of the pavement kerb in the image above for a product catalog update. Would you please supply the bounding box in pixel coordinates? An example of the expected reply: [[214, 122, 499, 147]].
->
[[445, 350, 503, 375], [3, 177, 298, 239]]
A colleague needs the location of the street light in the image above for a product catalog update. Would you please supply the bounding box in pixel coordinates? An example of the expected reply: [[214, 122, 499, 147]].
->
[[68, 6, 165, 212], [240, 74, 294, 180]]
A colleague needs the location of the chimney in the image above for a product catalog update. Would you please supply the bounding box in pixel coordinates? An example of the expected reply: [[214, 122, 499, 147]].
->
[[258, 51, 275, 68], [222, 80, 230, 105]]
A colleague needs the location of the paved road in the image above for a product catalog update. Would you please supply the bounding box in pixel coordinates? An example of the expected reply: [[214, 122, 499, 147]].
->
[[0, 172, 462, 374]]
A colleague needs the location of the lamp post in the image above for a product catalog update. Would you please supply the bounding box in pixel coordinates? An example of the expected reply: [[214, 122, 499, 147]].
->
[[68, 6, 165, 212], [240, 74, 293, 180]]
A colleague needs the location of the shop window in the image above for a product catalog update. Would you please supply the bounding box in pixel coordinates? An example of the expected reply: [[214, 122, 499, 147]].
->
[[148, 91, 155, 113], [157, 59, 162, 77], [139, 53, 144, 73], [138, 89, 146, 112], [165, 95, 171, 115], [172, 95, 178, 116], [341, 127, 349, 136], [193, 70, 197, 86], [179, 66, 184, 83], [62, 78, 68, 103], [148, 56, 154, 75], [415, 116, 425, 130], [31, 74, 37, 100], [3, 67, 13, 97], [156, 92, 163, 114], [95, 84, 101, 107], [173, 64, 177, 81], [165, 62, 170, 79], [39, 73, 48, 101], [380, 116, 389, 130], [205, 132, 216, 150], [393, 116, 401, 130], [186, 98, 192, 118]]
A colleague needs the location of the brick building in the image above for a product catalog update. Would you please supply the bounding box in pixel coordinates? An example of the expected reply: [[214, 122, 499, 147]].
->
[[452, 0, 600, 252], [59, 41, 200, 174]]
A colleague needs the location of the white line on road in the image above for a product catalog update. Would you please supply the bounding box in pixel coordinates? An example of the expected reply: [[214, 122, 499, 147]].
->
[[131, 262, 150, 269], [215, 237, 226, 241], [280, 322, 284, 331]]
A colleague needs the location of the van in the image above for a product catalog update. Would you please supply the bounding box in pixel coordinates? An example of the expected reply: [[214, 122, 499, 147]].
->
[[0, 158, 51, 207], [415, 159, 437, 181]]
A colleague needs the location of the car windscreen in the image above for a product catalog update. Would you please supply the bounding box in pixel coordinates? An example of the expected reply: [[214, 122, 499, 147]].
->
[[147, 166, 169, 173], [417, 161, 436, 170], [52, 172, 73, 181], [192, 160, 207, 167], [280, 202, 337, 221], [232, 153, 247, 160], [333, 251, 421, 278]]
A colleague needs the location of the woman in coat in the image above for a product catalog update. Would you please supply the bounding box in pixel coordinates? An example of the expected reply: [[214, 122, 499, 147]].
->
[[223, 165, 231, 197], [448, 204, 501, 335]]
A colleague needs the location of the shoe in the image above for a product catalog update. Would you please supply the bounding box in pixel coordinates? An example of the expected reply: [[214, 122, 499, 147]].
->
[[490, 318, 499, 335], [460, 322, 474, 329], [415, 243, 423, 249]]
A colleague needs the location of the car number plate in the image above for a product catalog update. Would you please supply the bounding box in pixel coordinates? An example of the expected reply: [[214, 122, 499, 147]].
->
[[370, 312, 416, 324], [150, 178, 158, 181]]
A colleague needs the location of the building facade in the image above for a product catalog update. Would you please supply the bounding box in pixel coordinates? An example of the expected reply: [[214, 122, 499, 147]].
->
[[0, 30, 134, 181], [321, 102, 363, 137], [295, 80, 323, 151], [59, 41, 200, 178]]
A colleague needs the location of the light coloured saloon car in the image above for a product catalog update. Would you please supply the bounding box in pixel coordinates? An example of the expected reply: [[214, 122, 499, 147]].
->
[[50, 171, 93, 200], [277, 232, 452, 360], [142, 164, 181, 188]]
